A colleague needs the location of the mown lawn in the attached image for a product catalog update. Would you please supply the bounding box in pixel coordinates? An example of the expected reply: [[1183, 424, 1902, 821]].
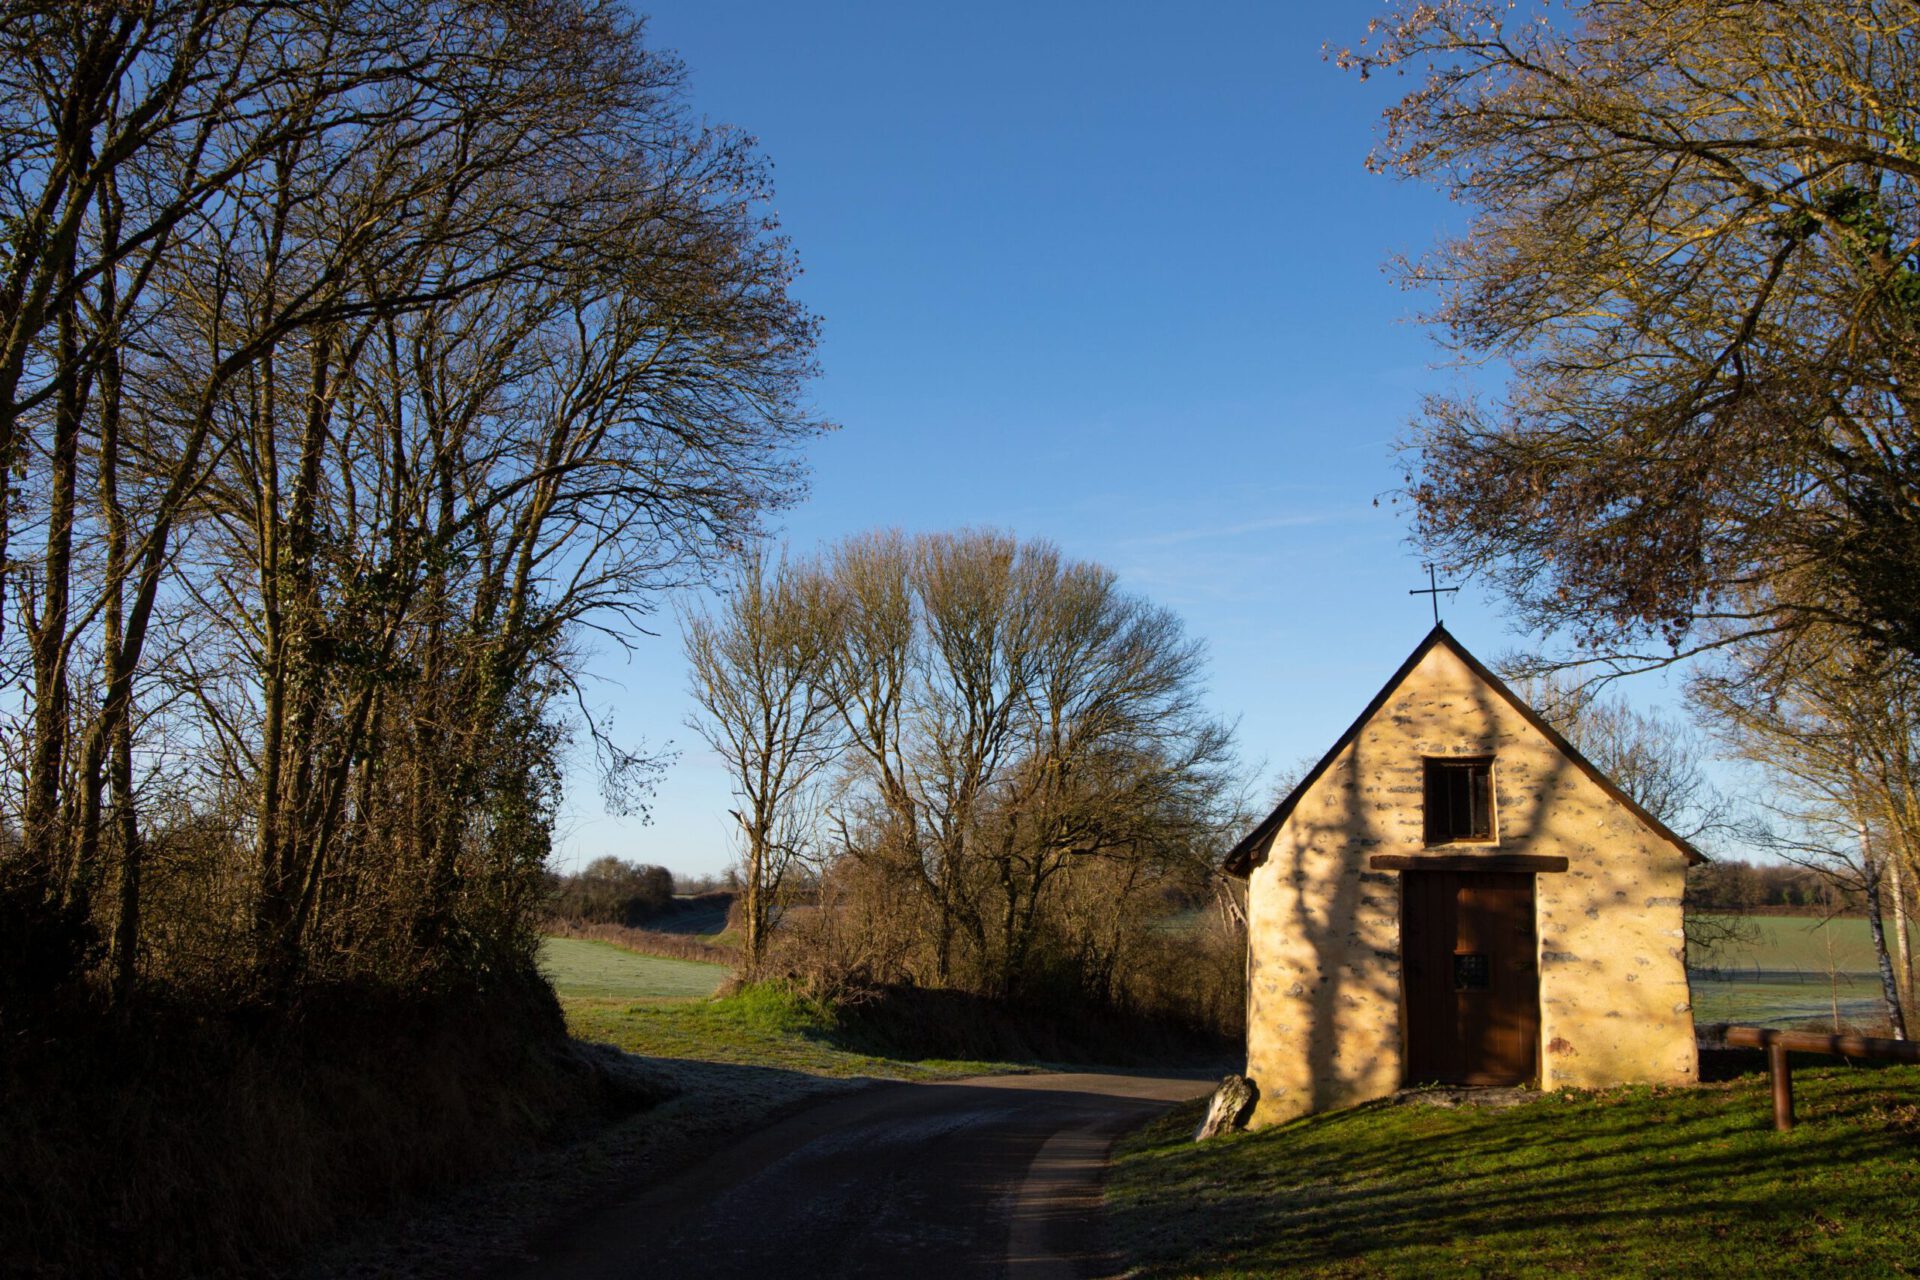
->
[[561, 982, 1014, 1082], [538, 936, 730, 1001], [1108, 1064, 1920, 1278]]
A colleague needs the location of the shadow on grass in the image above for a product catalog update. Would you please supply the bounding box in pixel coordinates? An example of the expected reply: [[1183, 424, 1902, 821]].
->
[[1698, 1044, 1917, 1083], [1110, 1064, 1920, 1278]]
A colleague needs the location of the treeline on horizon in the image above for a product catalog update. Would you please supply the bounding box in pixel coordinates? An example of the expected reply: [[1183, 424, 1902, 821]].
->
[[1688, 859, 1873, 916]]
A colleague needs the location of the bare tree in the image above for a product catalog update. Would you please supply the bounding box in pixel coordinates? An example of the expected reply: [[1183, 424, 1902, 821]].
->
[[0, 0, 826, 1004], [976, 551, 1233, 998], [683, 547, 843, 974], [813, 531, 932, 968], [804, 529, 1238, 1001]]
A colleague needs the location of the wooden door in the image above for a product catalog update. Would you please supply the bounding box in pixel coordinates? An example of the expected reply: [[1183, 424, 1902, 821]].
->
[[1401, 871, 1539, 1086]]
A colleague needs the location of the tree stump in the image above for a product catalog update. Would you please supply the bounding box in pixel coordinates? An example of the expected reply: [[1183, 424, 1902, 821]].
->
[[1194, 1074, 1258, 1140]]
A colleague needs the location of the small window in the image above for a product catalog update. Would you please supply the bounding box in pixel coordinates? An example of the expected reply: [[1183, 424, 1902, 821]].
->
[[1424, 756, 1494, 844]]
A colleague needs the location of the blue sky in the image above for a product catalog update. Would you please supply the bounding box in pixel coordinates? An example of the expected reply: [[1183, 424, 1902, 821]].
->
[[555, 3, 1680, 876]]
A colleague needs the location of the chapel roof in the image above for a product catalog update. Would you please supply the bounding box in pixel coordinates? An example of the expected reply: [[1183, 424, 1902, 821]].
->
[[1221, 624, 1707, 877]]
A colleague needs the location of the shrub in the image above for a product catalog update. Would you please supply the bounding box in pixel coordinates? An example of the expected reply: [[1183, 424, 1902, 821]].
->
[[1, 970, 668, 1277], [548, 858, 676, 926]]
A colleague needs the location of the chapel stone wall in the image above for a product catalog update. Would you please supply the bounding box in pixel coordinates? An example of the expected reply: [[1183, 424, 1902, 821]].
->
[[1243, 643, 1697, 1128]]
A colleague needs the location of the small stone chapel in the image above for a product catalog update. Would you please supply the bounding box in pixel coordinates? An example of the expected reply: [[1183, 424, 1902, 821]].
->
[[1224, 625, 1700, 1127]]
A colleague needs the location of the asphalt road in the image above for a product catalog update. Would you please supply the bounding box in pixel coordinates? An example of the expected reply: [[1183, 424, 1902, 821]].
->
[[504, 1071, 1211, 1280]]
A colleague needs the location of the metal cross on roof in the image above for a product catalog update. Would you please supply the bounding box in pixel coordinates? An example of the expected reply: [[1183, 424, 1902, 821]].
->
[[1409, 563, 1460, 625]]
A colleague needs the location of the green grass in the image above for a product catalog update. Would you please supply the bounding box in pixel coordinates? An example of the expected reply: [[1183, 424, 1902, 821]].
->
[[538, 937, 730, 1001], [540, 935, 1007, 1079], [1691, 913, 1914, 1028], [1692, 974, 1889, 1028], [1109, 1065, 1920, 1279], [559, 982, 1013, 1081], [1699, 913, 1917, 977]]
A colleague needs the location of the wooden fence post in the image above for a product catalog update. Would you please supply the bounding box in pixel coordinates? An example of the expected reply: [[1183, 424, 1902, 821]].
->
[[1727, 1025, 1920, 1131], [1767, 1041, 1794, 1132]]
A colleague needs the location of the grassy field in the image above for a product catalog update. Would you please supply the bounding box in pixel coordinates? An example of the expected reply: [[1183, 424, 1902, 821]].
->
[[1691, 913, 1913, 1030], [1698, 913, 1916, 977], [1691, 974, 1891, 1028], [1109, 1063, 1920, 1278], [538, 937, 730, 1001], [542, 935, 1009, 1079], [560, 983, 1011, 1081]]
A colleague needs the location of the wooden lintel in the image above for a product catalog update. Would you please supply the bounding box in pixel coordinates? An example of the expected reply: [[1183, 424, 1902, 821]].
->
[[1368, 854, 1570, 874]]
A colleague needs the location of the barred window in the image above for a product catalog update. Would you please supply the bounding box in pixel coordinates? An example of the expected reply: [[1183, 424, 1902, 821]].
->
[[1424, 757, 1494, 844]]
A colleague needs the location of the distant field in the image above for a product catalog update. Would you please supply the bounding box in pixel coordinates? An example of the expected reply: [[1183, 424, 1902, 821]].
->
[[1690, 974, 1890, 1028], [538, 939, 1009, 1078], [1691, 913, 1913, 1030], [641, 892, 734, 937], [562, 983, 1011, 1081], [538, 937, 729, 1001], [1697, 912, 1916, 976]]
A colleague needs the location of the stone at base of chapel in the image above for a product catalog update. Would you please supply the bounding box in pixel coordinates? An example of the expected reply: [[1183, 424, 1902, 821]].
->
[[1224, 625, 1700, 1129], [1193, 1074, 1259, 1140]]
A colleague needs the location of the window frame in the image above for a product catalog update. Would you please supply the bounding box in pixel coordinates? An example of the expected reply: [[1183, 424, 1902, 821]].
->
[[1422, 754, 1497, 846]]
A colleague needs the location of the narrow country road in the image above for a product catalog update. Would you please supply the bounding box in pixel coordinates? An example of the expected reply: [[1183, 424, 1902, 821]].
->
[[502, 1071, 1211, 1280]]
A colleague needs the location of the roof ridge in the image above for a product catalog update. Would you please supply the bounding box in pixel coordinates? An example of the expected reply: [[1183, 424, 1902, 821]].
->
[[1221, 626, 1703, 876]]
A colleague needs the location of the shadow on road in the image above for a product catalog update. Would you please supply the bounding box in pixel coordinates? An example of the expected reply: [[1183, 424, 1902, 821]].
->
[[498, 1069, 1212, 1280]]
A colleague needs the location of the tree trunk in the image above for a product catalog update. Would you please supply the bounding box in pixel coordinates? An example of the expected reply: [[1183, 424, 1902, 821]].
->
[[97, 249, 143, 1006], [110, 714, 141, 1007], [1891, 853, 1914, 1006], [27, 271, 83, 904], [1860, 821, 1910, 1039], [743, 828, 766, 975]]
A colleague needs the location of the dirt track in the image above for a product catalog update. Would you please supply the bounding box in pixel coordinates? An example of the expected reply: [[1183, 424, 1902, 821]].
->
[[500, 1071, 1210, 1280]]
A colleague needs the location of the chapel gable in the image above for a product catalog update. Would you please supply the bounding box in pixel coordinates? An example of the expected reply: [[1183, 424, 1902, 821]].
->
[[1229, 625, 1700, 1127]]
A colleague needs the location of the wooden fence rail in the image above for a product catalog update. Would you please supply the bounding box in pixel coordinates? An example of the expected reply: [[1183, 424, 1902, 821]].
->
[[1723, 1025, 1920, 1131]]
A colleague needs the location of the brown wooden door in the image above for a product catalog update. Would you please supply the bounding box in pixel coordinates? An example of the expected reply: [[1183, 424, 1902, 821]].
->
[[1401, 870, 1539, 1086]]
